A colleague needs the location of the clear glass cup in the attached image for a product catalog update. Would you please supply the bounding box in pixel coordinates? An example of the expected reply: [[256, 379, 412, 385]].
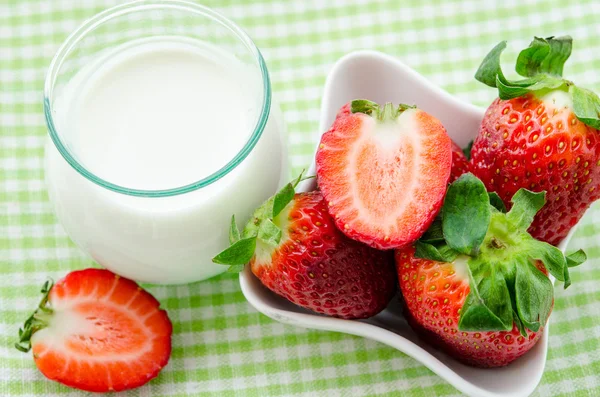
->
[[44, 0, 287, 284]]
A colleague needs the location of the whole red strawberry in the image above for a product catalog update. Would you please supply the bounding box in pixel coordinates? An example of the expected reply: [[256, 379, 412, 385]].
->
[[316, 100, 452, 250], [398, 247, 547, 367], [213, 176, 397, 319], [398, 174, 585, 367], [470, 36, 600, 245], [16, 269, 172, 392]]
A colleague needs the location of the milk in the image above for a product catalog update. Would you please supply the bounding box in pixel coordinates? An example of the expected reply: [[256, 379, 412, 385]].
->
[[45, 38, 286, 283], [56, 38, 262, 191]]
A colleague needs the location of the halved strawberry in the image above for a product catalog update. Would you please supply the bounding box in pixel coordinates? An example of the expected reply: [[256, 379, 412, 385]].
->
[[15, 269, 172, 392], [316, 100, 452, 249]]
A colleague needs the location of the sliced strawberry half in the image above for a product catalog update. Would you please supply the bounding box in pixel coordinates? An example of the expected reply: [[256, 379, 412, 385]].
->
[[316, 100, 452, 249], [15, 269, 172, 392]]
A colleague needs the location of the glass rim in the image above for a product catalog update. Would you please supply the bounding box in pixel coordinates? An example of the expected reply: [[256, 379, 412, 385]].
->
[[43, 0, 271, 198]]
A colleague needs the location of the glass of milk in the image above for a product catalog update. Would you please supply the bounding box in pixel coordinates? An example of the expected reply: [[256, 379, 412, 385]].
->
[[44, 1, 287, 284]]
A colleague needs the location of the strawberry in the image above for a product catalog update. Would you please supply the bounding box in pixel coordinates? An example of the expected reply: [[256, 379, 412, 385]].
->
[[450, 140, 471, 183], [213, 175, 397, 319], [397, 174, 585, 367], [470, 36, 600, 246], [15, 269, 172, 392], [316, 100, 452, 249]]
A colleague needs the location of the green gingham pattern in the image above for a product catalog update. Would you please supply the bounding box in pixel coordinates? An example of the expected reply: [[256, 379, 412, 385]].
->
[[1, 0, 600, 396]]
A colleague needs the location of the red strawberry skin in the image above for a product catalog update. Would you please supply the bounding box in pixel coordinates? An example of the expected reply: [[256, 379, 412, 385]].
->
[[335, 102, 351, 119], [251, 191, 397, 319], [471, 93, 600, 245], [396, 247, 547, 368], [29, 269, 172, 392], [450, 141, 471, 183], [317, 103, 452, 250]]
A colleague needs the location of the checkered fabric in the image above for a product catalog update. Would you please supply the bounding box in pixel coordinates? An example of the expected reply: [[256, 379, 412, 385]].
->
[[1, 1, 600, 396]]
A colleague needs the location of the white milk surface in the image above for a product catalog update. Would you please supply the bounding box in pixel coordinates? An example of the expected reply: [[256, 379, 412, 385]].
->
[[57, 39, 257, 190], [46, 38, 285, 283]]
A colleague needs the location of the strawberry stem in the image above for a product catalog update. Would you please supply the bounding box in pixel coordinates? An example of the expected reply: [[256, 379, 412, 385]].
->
[[15, 279, 54, 353], [490, 237, 505, 249], [350, 100, 415, 121], [378, 102, 397, 122], [350, 99, 379, 116]]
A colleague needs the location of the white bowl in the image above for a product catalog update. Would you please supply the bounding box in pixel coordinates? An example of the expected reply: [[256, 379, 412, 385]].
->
[[240, 50, 577, 397]]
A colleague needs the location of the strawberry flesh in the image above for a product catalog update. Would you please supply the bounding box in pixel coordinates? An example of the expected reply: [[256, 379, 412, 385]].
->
[[19, 269, 172, 392], [316, 101, 452, 249]]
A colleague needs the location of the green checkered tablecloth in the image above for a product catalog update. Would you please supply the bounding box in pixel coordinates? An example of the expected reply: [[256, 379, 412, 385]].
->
[[2, 0, 600, 396]]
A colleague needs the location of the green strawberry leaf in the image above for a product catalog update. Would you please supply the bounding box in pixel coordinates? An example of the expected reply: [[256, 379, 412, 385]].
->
[[513, 310, 527, 337], [229, 215, 241, 245], [414, 240, 459, 263], [258, 218, 282, 247], [566, 249, 587, 268], [292, 169, 314, 188], [516, 36, 572, 78], [514, 259, 554, 332], [273, 184, 296, 218], [506, 189, 546, 230], [542, 36, 573, 77], [419, 216, 444, 243], [351, 100, 415, 121], [459, 266, 513, 332], [488, 192, 507, 213], [570, 85, 600, 130], [496, 74, 564, 101], [527, 75, 565, 92], [563, 249, 586, 289], [476, 37, 573, 101], [227, 265, 246, 273], [516, 37, 551, 77], [524, 237, 566, 282], [243, 200, 273, 238], [350, 99, 380, 115], [495, 74, 566, 101], [212, 237, 257, 265], [15, 279, 54, 353], [442, 173, 491, 256], [496, 76, 532, 100], [563, 264, 572, 289], [508, 267, 528, 337], [273, 170, 312, 218], [475, 40, 507, 88]]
